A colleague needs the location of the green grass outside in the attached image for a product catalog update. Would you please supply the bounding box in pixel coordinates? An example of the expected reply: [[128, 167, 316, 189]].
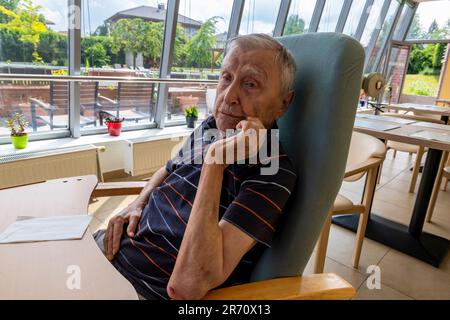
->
[[402, 74, 440, 97]]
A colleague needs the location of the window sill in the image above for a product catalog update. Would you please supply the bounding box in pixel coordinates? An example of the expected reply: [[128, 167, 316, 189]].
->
[[0, 124, 194, 158]]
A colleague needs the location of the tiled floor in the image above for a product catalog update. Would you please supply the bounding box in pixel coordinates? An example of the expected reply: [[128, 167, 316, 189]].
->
[[89, 150, 450, 300]]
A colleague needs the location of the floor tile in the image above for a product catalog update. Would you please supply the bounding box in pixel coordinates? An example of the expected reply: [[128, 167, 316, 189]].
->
[[304, 252, 368, 290], [325, 225, 390, 273], [377, 249, 450, 300], [374, 187, 417, 210], [353, 282, 413, 300]]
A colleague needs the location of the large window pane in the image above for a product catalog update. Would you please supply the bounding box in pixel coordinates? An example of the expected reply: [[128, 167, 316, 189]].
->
[[359, 0, 385, 48], [365, 0, 400, 72], [283, 0, 317, 35], [0, 0, 68, 138], [165, 0, 232, 125], [406, 0, 450, 40], [381, 44, 410, 104], [0, 80, 70, 136], [343, 0, 367, 37], [239, 0, 281, 35], [317, 0, 345, 33], [80, 1, 168, 130]]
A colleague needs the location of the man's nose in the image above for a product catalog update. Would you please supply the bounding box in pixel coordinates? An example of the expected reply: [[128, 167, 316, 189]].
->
[[223, 80, 240, 106]]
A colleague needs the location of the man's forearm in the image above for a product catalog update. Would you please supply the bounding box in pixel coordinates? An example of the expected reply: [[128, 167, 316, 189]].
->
[[168, 162, 226, 299], [133, 166, 169, 208]]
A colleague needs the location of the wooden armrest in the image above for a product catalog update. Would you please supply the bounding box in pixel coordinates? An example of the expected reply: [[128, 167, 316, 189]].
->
[[203, 273, 355, 300], [344, 157, 384, 178], [29, 97, 56, 111], [98, 95, 118, 105], [92, 181, 146, 198]]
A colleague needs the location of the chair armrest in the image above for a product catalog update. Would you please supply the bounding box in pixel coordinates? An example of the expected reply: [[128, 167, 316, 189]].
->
[[92, 181, 146, 198], [344, 157, 384, 179], [29, 98, 56, 111], [203, 273, 355, 300], [98, 95, 118, 105]]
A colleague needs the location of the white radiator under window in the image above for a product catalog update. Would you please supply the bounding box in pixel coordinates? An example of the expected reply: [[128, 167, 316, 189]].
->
[[124, 136, 186, 176], [0, 145, 102, 189]]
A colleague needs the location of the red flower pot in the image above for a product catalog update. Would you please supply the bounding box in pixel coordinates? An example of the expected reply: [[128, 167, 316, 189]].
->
[[106, 121, 122, 136]]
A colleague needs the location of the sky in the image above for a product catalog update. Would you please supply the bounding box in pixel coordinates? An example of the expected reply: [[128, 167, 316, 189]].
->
[[32, 0, 450, 36]]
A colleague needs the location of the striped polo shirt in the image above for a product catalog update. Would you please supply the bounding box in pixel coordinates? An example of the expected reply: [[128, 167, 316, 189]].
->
[[112, 116, 297, 300]]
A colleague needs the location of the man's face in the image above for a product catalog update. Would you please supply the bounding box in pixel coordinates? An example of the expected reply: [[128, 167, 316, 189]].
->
[[213, 46, 293, 131]]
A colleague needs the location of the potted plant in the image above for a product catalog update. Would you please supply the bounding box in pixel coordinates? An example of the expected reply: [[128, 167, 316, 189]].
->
[[184, 105, 198, 128], [6, 113, 29, 149], [105, 114, 124, 136]]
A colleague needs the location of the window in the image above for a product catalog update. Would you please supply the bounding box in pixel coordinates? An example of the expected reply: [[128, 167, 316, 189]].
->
[[79, 1, 168, 130], [317, 0, 345, 33], [342, 0, 367, 37], [165, 0, 233, 124], [365, 0, 400, 72], [406, 0, 450, 40], [239, 0, 281, 35], [0, 0, 68, 137], [283, 0, 317, 35], [359, 0, 385, 48]]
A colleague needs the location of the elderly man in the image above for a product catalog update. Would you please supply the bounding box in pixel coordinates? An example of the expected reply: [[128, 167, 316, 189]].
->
[[94, 34, 297, 300]]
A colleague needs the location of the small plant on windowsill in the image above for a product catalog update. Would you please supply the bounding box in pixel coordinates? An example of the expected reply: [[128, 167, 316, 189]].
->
[[6, 113, 29, 149], [100, 111, 124, 136], [184, 105, 198, 128]]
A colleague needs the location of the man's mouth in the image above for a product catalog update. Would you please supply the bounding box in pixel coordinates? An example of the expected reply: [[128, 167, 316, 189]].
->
[[220, 110, 246, 120]]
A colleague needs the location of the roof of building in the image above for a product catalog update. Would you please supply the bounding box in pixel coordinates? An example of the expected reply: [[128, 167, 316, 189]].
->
[[106, 5, 202, 28]]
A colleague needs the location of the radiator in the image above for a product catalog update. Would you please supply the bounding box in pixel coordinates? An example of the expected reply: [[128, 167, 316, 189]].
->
[[124, 136, 186, 176], [0, 145, 102, 189]]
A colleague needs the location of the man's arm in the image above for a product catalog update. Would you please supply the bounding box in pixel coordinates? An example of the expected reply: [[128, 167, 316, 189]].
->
[[167, 118, 265, 300], [167, 163, 256, 300], [104, 166, 169, 261]]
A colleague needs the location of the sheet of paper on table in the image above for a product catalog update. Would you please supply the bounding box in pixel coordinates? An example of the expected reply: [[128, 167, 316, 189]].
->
[[0, 215, 92, 244], [356, 114, 416, 125], [409, 130, 450, 143], [354, 119, 401, 132]]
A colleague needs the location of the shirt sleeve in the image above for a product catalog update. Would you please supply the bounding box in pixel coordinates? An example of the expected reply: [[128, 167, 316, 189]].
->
[[166, 118, 215, 173], [221, 161, 297, 247], [165, 130, 196, 174]]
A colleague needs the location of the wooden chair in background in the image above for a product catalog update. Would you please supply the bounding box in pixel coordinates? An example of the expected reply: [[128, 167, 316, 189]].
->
[[29, 82, 99, 131], [98, 82, 155, 124], [426, 151, 450, 223], [380, 112, 445, 193], [314, 132, 386, 273]]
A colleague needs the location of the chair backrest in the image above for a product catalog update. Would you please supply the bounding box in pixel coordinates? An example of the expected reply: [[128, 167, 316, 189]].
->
[[50, 82, 98, 112], [344, 132, 386, 182], [117, 82, 155, 114], [250, 33, 365, 281]]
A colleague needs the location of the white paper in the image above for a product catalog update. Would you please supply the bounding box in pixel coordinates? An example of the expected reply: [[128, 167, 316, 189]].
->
[[0, 215, 92, 244], [409, 130, 450, 143], [354, 119, 400, 131]]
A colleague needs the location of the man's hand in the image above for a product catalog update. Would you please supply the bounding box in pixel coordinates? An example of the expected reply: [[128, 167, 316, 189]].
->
[[206, 117, 266, 167], [104, 202, 144, 261]]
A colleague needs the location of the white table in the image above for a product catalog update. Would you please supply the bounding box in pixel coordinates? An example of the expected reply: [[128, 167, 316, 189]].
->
[[334, 116, 450, 267], [388, 103, 450, 122], [0, 175, 138, 299]]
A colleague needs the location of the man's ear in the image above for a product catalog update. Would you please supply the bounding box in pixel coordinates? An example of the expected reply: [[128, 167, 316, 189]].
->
[[278, 90, 295, 117]]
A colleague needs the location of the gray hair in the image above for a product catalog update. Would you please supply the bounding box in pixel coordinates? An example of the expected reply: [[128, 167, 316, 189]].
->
[[225, 33, 297, 96]]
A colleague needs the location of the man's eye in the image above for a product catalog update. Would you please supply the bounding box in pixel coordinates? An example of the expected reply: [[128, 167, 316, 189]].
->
[[244, 81, 257, 88], [222, 74, 232, 82]]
